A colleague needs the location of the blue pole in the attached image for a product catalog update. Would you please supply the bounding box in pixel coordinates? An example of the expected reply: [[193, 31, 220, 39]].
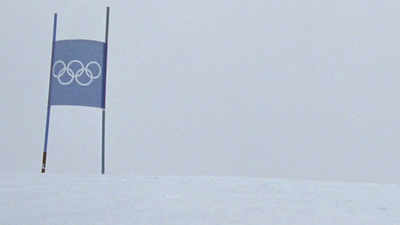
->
[[42, 13, 57, 173], [102, 109, 106, 174], [101, 7, 110, 174]]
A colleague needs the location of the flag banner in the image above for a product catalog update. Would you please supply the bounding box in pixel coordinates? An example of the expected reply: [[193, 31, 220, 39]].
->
[[50, 40, 106, 108], [42, 8, 110, 174]]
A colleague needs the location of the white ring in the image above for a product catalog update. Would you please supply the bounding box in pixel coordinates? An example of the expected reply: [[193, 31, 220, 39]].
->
[[52, 60, 102, 86]]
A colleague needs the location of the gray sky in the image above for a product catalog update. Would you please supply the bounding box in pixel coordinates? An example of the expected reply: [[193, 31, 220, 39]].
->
[[1, 1, 400, 184]]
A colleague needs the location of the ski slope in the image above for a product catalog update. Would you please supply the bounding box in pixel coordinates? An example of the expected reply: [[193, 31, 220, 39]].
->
[[1, 173, 399, 224]]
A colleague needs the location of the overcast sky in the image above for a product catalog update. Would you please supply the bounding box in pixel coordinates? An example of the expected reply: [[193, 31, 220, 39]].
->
[[1, 1, 400, 184]]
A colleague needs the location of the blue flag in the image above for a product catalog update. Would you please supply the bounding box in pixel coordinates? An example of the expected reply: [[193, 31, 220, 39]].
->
[[50, 40, 106, 108]]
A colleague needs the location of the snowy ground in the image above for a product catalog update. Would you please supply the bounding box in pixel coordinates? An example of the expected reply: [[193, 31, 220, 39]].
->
[[1, 173, 399, 224]]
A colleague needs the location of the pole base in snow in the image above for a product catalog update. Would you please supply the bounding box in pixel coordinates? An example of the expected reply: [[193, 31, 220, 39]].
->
[[41, 152, 47, 173]]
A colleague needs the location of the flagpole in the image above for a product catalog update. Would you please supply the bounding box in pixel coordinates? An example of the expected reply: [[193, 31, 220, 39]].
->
[[102, 7, 110, 174], [42, 13, 57, 173]]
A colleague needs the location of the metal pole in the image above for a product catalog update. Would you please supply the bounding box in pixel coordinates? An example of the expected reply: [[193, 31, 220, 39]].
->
[[102, 109, 106, 174], [102, 7, 110, 174], [42, 13, 57, 173]]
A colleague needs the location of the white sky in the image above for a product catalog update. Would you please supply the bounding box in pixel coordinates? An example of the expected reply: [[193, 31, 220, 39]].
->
[[1, 1, 400, 184]]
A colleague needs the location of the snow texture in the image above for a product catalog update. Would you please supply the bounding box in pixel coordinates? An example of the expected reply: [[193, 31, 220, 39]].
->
[[1, 173, 399, 224]]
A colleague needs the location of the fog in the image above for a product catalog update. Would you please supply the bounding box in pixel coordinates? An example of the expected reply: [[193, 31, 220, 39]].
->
[[1, 1, 399, 184]]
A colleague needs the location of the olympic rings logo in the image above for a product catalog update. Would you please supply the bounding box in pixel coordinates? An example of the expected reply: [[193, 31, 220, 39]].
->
[[52, 60, 102, 86]]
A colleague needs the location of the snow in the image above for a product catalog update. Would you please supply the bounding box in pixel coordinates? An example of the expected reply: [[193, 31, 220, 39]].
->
[[1, 173, 399, 224]]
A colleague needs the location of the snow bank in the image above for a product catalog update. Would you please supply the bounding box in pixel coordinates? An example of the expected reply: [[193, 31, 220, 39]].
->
[[1, 173, 399, 224]]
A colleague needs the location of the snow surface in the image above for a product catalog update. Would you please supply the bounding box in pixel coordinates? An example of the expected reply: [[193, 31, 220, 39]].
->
[[1, 173, 399, 224]]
